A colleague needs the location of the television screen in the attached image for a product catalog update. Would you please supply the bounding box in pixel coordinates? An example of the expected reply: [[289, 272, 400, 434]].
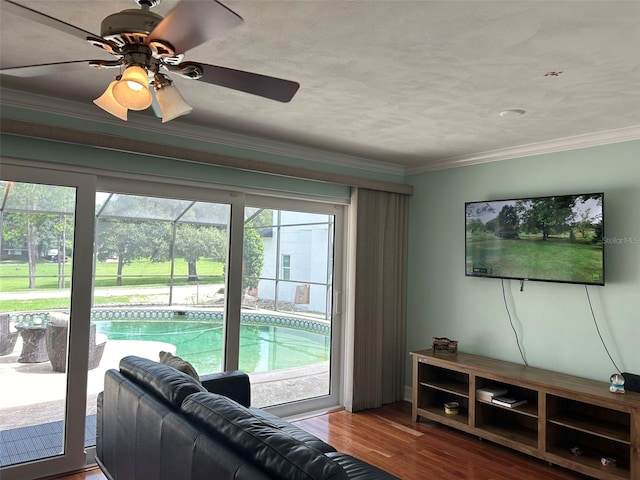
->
[[465, 193, 604, 285]]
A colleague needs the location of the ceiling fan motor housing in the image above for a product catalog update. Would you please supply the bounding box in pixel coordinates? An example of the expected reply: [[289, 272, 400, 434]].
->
[[100, 8, 163, 48]]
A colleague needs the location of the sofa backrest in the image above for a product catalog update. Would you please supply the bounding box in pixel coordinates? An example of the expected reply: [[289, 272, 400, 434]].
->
[[98, 367, 272, 480], [182, 392, 348, 480], [119, 355, 206, 408]]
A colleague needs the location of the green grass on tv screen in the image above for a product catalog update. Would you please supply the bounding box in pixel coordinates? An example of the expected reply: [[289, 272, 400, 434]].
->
[[466, 234, 603, 284]]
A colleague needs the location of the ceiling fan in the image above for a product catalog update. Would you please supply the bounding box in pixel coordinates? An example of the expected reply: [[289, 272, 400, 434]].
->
[[0, 0, 300, 122]]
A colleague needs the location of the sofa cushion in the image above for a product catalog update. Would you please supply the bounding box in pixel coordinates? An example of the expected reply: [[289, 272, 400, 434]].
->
[[159, 351, 200, 382], [182, 392, 348, 480], [119, 355, 206, 408]]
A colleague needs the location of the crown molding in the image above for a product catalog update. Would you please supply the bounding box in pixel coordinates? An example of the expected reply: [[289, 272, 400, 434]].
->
[[0, 88, 406, 177], [406, 125, 640, 175]]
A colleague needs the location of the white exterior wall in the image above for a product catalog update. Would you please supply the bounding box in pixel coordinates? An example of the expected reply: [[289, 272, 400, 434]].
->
[[257, 212, 331, 315]]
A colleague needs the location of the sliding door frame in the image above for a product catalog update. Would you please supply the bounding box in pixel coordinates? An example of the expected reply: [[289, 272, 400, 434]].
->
[[245, 194, 347, 418], [95, 176, 248, 375], [97, 177, 348, 416], [1, 160, 348, 480], [1, 163, 96, 480]]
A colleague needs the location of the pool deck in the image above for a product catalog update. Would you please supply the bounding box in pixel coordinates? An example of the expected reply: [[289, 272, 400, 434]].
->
[[0, 336, 329, 430], [0, 337, 176, 429]]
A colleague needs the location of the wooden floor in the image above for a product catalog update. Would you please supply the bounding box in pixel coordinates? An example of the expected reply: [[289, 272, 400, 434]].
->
[[48, 401, 586, 480]]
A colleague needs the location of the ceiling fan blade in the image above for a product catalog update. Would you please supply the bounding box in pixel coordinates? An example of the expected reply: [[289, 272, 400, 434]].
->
[[147, 0, 243, 54], [195, 64, 300, 102], [0, 60, 97, 77], [3, 0, 100, 41]]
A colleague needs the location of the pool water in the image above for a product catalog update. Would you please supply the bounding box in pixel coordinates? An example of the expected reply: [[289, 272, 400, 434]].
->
[[95, 318, 330, 374]]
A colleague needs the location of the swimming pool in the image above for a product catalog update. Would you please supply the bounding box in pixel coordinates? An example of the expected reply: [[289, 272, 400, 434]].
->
[[93, 310, 330, 374]]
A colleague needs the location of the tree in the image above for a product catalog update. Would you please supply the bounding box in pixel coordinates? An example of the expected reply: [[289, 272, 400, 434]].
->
[[174, 224, 227, 281], [48, 214, 74, 288], [574, 209, 593, 240], [592, 220, 604, 244], [96, 219, 170, 286], [574, 194, 603, 243], [2, 211, 42, 288], [466, 218, 485, 233], [495, 205, 519, 238], [243, 222, 265, 292], [485, 217, 497, 233], [245, 208, 273, 228], [2, 182, 75, 288], [517, 197, 574, 240], [465, 202, 495, 220]]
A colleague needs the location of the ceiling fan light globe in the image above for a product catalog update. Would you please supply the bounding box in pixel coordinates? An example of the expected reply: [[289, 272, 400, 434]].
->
[[126, 81, 145, 92], [112, 65, 153, 110], [93, 81, 128, 121], [156, 84, 193, 123]]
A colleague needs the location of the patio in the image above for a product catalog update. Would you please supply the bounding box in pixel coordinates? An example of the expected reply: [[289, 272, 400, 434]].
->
[[0, 335, 175, 424], [0, 336, 173, 467]]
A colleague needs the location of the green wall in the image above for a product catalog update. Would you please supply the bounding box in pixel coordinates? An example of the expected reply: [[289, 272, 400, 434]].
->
[[3, 106, 638, 389], [405, 141, 640, 387]]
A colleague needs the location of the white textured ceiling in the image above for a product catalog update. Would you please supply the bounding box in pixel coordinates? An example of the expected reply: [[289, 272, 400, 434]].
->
[[1, 0, 640, 173]]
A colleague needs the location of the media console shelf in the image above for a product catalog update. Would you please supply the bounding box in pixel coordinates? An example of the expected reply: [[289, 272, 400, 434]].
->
[[411, 349, 640, 480]]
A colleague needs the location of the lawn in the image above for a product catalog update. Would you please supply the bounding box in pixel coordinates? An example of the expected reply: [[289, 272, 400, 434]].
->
[[0, 258, 225, 292], [1, 295, 145, 312], [466, 235, 603, 283]]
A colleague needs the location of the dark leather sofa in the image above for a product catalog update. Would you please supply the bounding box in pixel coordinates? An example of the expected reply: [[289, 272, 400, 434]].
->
[[96, 356, 399, 480]]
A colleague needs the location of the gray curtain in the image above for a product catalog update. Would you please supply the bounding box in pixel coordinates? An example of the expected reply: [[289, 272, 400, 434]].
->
[[345, 188, 408, 412]]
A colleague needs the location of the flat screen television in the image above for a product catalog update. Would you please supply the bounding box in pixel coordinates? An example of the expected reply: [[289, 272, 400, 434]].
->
[[465, 192, 604, 285]]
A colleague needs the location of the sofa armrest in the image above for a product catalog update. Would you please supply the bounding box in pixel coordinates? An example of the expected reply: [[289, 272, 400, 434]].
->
[[200, 370, 251, 407]]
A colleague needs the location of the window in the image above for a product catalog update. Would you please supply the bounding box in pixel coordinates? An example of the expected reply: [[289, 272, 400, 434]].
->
[[282, 254, 291, 280]]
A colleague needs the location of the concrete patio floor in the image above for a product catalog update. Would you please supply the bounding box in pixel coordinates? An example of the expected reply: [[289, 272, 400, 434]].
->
[[0, 336, 176, 429]]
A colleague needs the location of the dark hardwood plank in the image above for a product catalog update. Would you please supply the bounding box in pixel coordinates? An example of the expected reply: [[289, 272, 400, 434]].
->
[[48, 401, 587, 480], [295, 402, 587, 480], [40, 467, 106, 480]]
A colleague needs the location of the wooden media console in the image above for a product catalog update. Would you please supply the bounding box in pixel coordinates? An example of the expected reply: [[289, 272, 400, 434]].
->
[[411, 349, 640, 479]]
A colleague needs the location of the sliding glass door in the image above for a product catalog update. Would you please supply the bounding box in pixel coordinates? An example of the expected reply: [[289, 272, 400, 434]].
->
[[1, 165, 345, 479], [0, 164, 96, 480], [87, 187, 234, 427], [240, 199, 343, 415]]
